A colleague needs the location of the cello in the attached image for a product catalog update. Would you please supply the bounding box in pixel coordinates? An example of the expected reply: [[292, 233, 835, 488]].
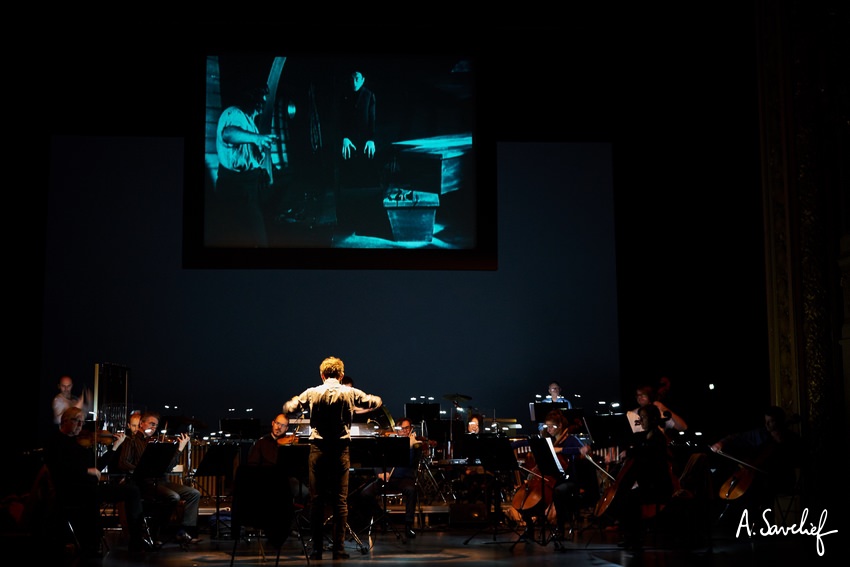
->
[[510, 436, 571, 525], [594, 457, 635, 517], [716, 449, 768, 500], [511, 448, 557, 517], [595, 423, 678, 519]]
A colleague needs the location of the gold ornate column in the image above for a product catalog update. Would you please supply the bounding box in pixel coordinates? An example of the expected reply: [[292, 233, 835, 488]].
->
[[756, 0, 849, 508]]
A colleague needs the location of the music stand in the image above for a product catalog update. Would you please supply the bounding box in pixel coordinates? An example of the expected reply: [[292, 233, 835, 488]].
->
[[462, 435, 522, 545], [357, 436, 412, 544], [509, 437, 566, 550], [583, 413, 632, 449], [276, 443, 310, 503], [132, 443, 179, 480], [195, 444, 239, 539]]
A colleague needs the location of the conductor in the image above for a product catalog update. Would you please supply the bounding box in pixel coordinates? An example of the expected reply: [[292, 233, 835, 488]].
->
[[282, 356, 382, 560]]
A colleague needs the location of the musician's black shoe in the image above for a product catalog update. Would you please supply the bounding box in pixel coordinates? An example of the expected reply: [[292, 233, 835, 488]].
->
[[309, 550, 323, 560], [332, 549, 350, 559]]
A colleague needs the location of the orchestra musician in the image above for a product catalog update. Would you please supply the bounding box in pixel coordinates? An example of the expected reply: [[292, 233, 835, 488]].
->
[[601, 403, 675, 551], [51, 374, 92, 425], [626, 382, 688, 434], [513, 409, 593, 541], [709, 405, 802, 523], [247, 413, 309, 504], [536, 381, 572, 433], [42, 406, 146, 557], [117, 411, 202, 546], [282, 356, 382, 560]]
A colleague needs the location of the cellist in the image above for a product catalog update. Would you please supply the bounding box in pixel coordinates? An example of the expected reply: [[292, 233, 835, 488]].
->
[[603, 403, 675, 551], [709, 405, 802, 523], [515, 409, 592, 541]]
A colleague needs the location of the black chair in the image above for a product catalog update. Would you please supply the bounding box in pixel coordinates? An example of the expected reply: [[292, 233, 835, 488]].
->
[[28, 464, 106, 561], [229, 465, 306, 566]]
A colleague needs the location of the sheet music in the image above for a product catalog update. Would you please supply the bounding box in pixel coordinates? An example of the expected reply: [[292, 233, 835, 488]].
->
[[626, 410, 641, 433], [544, 437, 565, 475]]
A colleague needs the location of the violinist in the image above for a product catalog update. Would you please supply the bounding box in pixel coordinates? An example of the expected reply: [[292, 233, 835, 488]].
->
[[127, 410, 142, 436], [117, 411, 202, 546], [247, 413, 309, 503], [515, 409, 592, 542], [42, 406, 146, 556], [710, 405, 802, 522]]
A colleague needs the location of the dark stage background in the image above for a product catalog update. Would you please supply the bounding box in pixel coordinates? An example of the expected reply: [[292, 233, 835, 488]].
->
[[18, 17, 766, 452], [41, 138, 619, 440]]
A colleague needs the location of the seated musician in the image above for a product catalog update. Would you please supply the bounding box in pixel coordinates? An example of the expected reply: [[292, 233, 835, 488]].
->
[[709, 405, 802, 523], [516, 409, 592, 541], [247, 413, 309, 504], [537, 381, 572, 432], [456, 414, 488, 502], [117, 411, 202, 546], [353, 417, 419, 539], [607, 403, 675, 550], [42, 406, 146, 557]]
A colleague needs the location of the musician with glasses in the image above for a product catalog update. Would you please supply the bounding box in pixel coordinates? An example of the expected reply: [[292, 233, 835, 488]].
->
[[247, 413, 309, 504], [537, 382, 572, 432], [516, 409, 592, 542], [117, 411, 202, 546], [42, 406, 146, 557]]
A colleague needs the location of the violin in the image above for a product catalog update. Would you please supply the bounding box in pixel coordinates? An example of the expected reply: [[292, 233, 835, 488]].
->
[[276, 433, 300, 445], [77, 429, 117, 448]]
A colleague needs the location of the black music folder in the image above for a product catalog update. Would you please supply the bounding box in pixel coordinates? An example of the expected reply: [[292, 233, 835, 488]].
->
[[195, 443, 240, 478], [583, 413, 633, 448], [276, 443, 309, 482], [350, 436, 410, 469], [132, 442, 178, 480], [466, 435, 517, 472]]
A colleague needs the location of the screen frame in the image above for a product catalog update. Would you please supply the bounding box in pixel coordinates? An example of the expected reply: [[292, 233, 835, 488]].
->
[[183, 42, 496, 271]]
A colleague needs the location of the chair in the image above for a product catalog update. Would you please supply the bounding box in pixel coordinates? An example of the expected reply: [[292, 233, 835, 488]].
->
[[229, 465, 306, 566], [27, 464, 91, 561]]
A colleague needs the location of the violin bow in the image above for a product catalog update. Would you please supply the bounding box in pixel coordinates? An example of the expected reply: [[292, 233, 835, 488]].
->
[[578, 417, 615, 481]]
